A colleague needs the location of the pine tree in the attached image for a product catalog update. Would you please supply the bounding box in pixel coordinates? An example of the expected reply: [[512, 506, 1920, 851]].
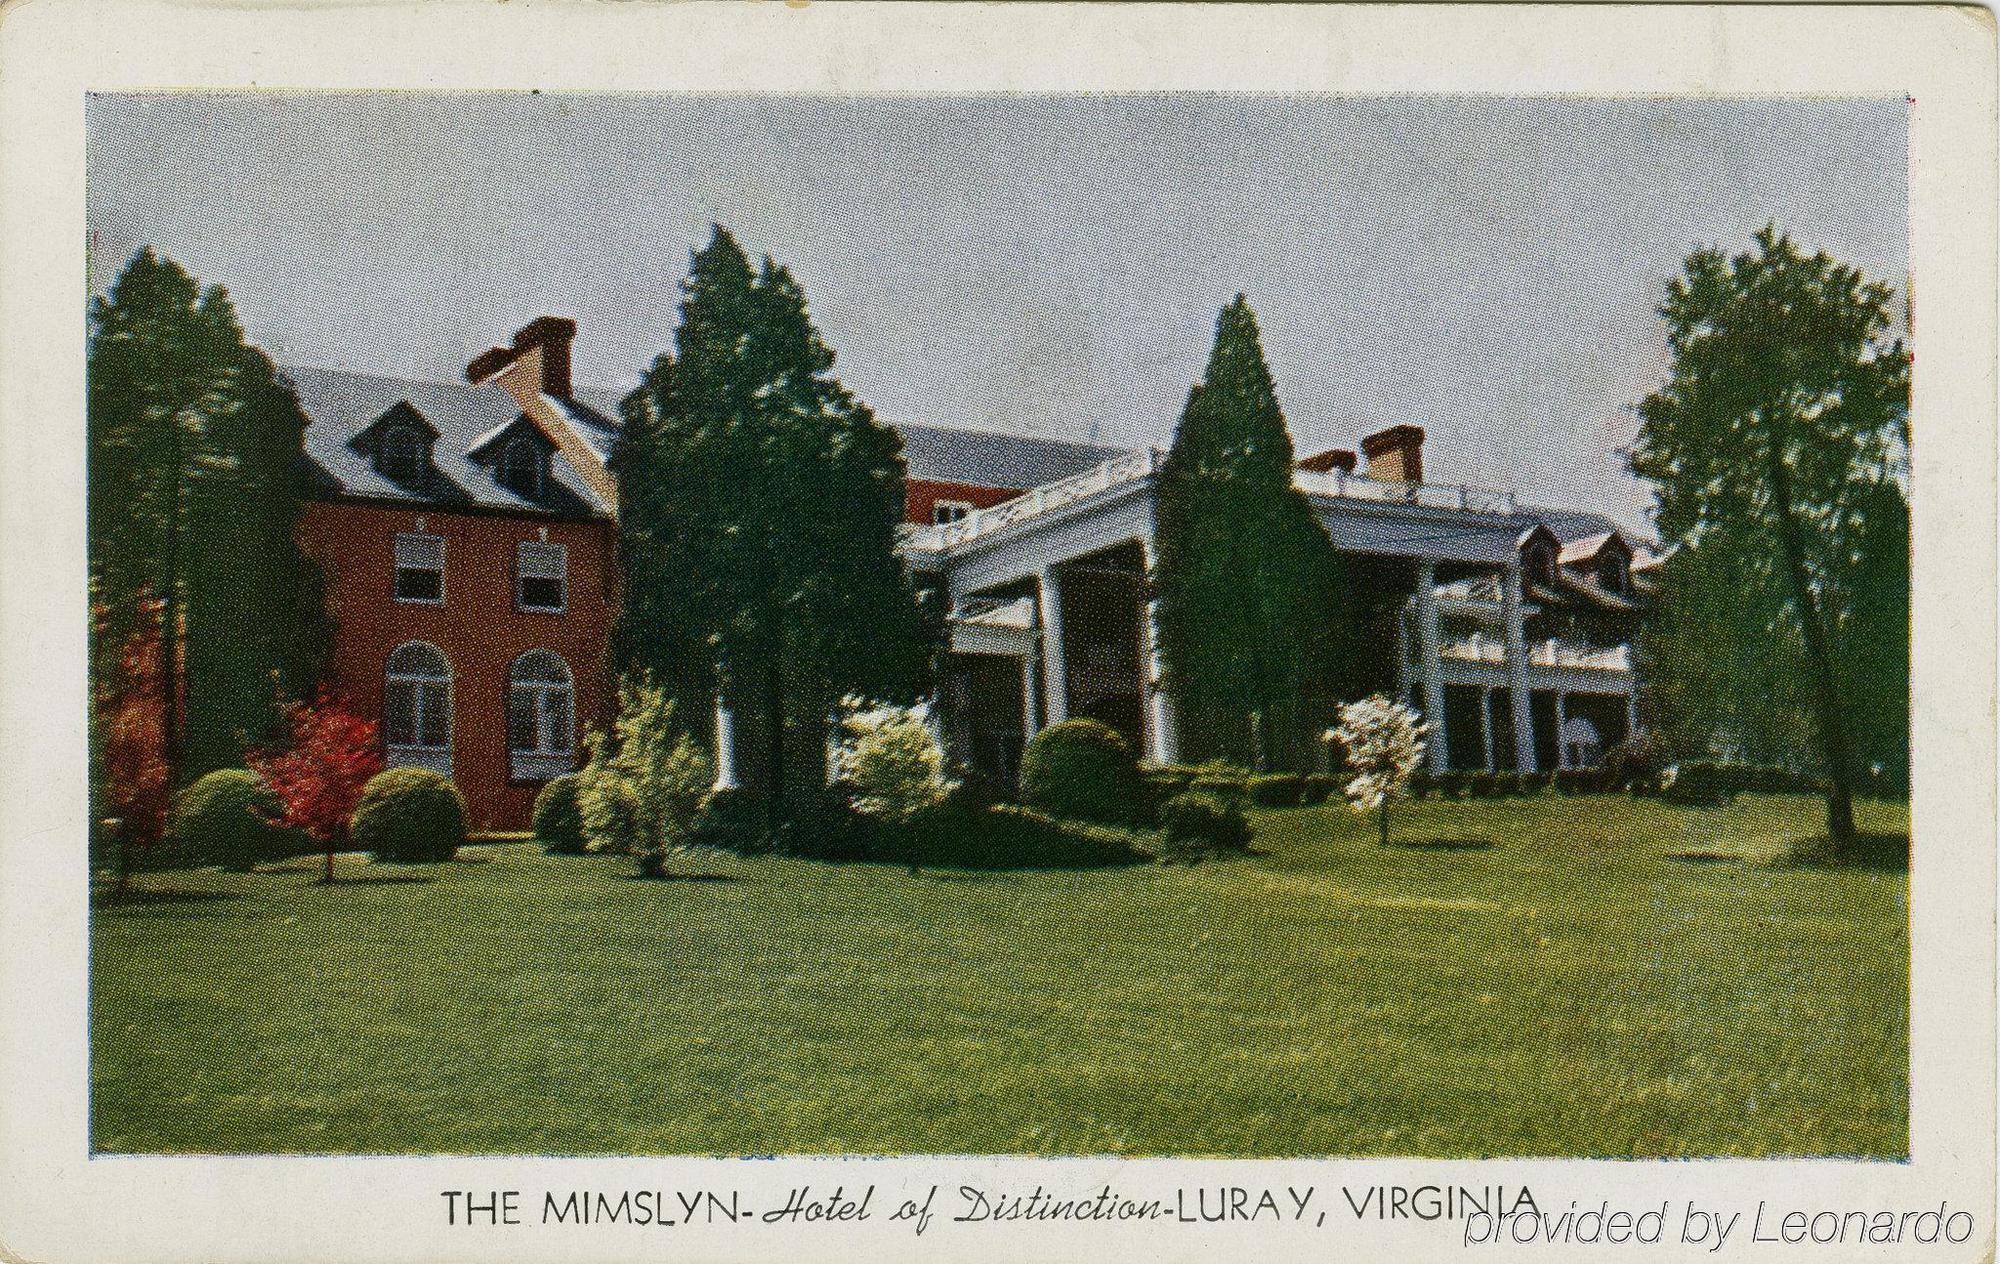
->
[[1153, 296, 1351, 770], [613, 227, 934, 827], [1630, 225, 1909, 852], [88, 249, 329, 782]]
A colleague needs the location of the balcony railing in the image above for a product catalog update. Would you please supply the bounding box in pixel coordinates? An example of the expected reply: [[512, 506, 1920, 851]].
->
[[1441, 635, 1633, 672], [899, 446, 1522, 556], [1292, 466, 1518, 515]]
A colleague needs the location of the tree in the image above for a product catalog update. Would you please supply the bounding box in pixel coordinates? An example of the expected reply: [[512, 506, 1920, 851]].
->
[[613, 226, 935, 830], [245, 688, 382, 883], [1629, 226, 1909, 852], [1329, 694, 1429, 847], [1153, 296, 1352, 770], [88, 248, 330, 782], [575, 673, 713, 877], [835, 701, 953, 825]]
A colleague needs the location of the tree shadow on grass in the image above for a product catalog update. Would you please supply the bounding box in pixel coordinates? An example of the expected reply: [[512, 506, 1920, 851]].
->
[[92, 886, 240, 910], [1389, 838, 1495, 852], [1667, 850, 1744, 865], [618, 872, 744, 884], [316, 872, 437, 886], [1787, 832, 1910, 873]]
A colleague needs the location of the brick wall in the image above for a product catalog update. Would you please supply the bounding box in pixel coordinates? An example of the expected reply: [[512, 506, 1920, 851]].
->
[[905, 478, 1022, 526], [297, 500, 617, 832]]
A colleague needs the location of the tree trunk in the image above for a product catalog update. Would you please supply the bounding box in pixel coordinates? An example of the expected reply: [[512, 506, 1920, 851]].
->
[[1249, 707, 1268, 773], [1378, 797, 1390, 848], [763, 657, 786, 834], [1767, 437, 1859, 852]]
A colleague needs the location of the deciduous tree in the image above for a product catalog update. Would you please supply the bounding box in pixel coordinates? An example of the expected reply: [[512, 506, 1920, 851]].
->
[[1630, 226, 1910, 851]]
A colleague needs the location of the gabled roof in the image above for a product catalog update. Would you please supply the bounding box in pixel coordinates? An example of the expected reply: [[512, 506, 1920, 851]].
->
[[895, 422, 1129, 489], [287, 365, 607, 518], [1558, 530, 1628, 566], [466, 413, 554, 464]]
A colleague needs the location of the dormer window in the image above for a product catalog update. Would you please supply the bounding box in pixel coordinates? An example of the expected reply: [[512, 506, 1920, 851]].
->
[[1526, 543, 1555, 587], [1599, 552, 1629, 595], [378, 423, 428, 485], [497, 437, 545, 499]]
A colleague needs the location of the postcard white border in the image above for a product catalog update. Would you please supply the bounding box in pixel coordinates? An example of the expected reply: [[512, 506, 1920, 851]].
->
[[1, 4, 1993, 1261]]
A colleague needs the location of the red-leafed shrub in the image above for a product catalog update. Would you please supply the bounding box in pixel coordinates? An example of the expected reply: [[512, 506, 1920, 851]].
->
[[246, 688, 382, 882], [92, 602, 173, 884]]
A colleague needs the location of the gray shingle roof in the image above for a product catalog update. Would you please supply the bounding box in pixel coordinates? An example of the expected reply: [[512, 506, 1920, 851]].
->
[[286, 366, 607, 518], [287, 366, 1130, 514]]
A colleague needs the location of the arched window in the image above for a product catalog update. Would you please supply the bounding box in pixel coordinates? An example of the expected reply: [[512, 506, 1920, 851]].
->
[[384, 642, 452, 773], [378, 423, 427, 485], [508, 650, 574, 781], [497, 437, 544, 499]]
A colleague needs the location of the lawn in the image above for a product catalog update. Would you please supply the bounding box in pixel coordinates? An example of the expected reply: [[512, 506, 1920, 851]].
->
[[90, 793, 1909, 1158]]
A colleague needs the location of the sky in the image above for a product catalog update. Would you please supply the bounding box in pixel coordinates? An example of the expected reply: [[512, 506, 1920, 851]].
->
[[86, 94, 1908, 537]]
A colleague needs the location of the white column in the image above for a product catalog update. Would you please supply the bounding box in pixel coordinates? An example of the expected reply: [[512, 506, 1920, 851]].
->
[[1555, 690, 1570, 770], [1416, 559, 1447, 772], [1021, 646, 1042, 742], [712, 697, 739, 791], [1139, 540, 1179, 766], [1038, 565, 1069, 727], [1395, 600, 1413, 708], [1504, 560, 1536, 773], [1480, 687, 1496, 772]]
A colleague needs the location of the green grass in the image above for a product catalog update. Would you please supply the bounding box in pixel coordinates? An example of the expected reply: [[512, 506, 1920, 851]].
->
[[91, 793, 1908, 1158]]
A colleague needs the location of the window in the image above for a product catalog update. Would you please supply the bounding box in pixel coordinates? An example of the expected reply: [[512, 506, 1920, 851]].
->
[[1598, 552, 1629, 594], [1525, 543, 1555, 587], [515, 540, 567, 612], [497, 437, 544, 499], [932, 499, 975, 526], [378, 423, 428, 485], [508, 650, 574, 780], [393, 532, 444, 603], [384, 642, 452, 773]]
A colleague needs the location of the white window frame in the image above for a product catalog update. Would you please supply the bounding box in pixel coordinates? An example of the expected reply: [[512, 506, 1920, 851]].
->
[[515, 540, 568, 614], [384, 641, 452, 774], [507, 650, 575, 781], [393, 532, 446, 605], [931, 499, 976, 526]]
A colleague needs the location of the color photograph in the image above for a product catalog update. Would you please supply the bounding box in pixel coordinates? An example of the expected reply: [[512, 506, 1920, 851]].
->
[[84, 92, 1910, 1160]]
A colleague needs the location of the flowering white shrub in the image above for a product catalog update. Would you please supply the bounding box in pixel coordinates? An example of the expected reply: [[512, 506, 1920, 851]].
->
[[1327, 694, 1431, 846], [835, 699, 953, 824]]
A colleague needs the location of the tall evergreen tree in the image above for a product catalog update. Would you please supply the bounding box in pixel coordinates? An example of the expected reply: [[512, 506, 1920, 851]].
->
[[613, 227, 934, 826], [1630, 225, 1909, 851], [89, 249, 328, 780], [1153, 296, 1351, 770]]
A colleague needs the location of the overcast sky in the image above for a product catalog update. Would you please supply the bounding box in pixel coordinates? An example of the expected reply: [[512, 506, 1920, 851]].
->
[[87, 93, 1907, 536]]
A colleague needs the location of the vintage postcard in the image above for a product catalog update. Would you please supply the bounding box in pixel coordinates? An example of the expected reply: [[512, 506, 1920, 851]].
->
[[1, 2, 1994, 1261]]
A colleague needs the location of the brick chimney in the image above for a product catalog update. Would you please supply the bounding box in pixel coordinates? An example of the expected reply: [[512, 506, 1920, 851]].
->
[[465, 316, 577, 401], [1360, 424, 1425, 483], [1298, 448, 1358, 475]]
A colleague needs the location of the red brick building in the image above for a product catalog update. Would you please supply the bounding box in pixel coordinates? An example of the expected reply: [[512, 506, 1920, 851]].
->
[[290, 320, 622, 831], [288, 318, 1124, 829]]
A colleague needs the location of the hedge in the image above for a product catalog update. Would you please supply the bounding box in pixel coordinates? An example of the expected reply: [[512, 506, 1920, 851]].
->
[[1019, 719, 1142, 825], [532, 774, 588, 854], [1157, 790, 1253, 864], [165, 769, 289, 871], [350, 767, 467, 863], [1246, 773, 1304, 808]]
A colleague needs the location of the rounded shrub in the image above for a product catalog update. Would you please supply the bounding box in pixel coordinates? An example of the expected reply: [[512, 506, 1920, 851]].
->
[[1247, 773, 1305, 808], [166, 769, 285, 871], [350, 767, 466, 863], [1157, 790, 1252, 863], [533, 773, 589, 854], [1018, 718, 1141, 825]]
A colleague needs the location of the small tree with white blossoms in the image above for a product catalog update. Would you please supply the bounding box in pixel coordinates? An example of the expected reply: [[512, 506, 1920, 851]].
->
[[577, 672, 713, 877], [1329, 694, 1431, 848], [834, 699, 954, 825]]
